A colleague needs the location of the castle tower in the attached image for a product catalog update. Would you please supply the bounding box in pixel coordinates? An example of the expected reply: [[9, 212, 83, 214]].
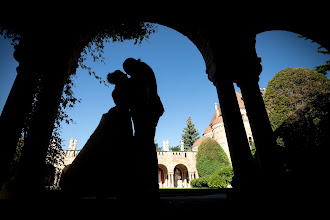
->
[[68, 137, 74, 150], [73, 138, 77, 150], [214, 103, 220, 117], [180, 140, 184, 151], [163, 140, 169, 151]]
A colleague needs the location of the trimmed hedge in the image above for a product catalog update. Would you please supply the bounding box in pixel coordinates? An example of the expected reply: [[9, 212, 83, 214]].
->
[[191, 166, 233, 188], [196, 137, 230, 177]]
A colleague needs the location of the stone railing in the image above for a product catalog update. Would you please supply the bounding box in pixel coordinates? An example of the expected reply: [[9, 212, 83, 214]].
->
[[157, 151, 196, 159], [63, 149, 196, 160], [63, 149, 81, 158]]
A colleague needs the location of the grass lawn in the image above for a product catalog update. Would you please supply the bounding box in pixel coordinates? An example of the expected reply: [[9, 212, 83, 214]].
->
[[159, 187, 229, 196]]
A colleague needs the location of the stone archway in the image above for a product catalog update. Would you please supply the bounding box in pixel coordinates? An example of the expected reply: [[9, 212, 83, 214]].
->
[[2, 15, 330, 195], [174, 164, 188, 188], [158, 164, 168, 188]]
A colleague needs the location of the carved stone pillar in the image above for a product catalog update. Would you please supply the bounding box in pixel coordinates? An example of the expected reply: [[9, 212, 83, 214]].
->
[[165, 175, 168, 188], [189, 172, 195, 181], [205, 33, 257, 191], [168, 172, 174, 188], [14, 31, 85, 193], [0, 40, 40, 185], [234, 34, 283, 183], [213, 77, 256, 190]]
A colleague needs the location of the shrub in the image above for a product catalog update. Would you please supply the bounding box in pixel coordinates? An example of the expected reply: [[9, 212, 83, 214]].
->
[[196, 137, 230, 178], [190, 177, 209, 188], [206, 175, 226, 188], [215, 166, 233, 184], [191, 167, 234, 188]]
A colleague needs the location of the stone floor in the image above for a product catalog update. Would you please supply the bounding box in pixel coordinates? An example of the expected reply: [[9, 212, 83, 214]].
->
[[1, 189, 329, 217]]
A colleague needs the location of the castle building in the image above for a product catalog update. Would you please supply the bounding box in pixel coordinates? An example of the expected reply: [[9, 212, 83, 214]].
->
[[192, 91, 253, 163], [60, 91, 252, 188]]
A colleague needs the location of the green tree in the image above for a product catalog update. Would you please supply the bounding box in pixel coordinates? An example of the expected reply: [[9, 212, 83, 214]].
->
[[155, 140, 162, 151], [196, 137, 230, 177], [264, 68, 330, 186], [264, 68, 330, 132], [181, 116, 200, 151], [170, 145, 180, 151]]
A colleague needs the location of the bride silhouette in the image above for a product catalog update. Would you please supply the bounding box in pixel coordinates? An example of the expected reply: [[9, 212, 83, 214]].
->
[[59, 70, 133, 198]]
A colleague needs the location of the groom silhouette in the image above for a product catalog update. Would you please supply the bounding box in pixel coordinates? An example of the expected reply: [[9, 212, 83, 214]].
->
[[123, 58, 164, 200]]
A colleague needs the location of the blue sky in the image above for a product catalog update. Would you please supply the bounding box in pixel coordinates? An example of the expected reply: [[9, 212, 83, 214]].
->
[[0, 25, 329, 150]]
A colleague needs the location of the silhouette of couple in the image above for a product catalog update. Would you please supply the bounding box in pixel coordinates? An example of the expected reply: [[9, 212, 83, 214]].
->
[[60, 58, 164, 200]]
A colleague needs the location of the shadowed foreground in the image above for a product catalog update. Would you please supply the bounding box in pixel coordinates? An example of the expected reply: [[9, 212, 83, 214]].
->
[[1, 188, 329, 218]]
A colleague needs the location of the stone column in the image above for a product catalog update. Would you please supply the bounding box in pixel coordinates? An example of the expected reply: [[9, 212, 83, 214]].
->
[[189, 173, 192, 181], [183, 173, 187, 188], [235, 35, 283, 179], [0, 40, 41, 185], [168, 172, 174, 188], [17, 65, 70, 192], [14, 31, 85, 193], [213, 77, 256, 190], [204, 32, 265, 191], [165, 175, 168, 188]]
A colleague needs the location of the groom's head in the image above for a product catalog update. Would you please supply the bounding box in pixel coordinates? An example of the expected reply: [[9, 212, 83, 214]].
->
[[123, 58, 140, 77]]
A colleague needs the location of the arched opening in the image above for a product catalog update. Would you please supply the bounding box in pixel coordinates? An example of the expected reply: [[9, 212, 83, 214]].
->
[[174, 164, 188, 188], [158, 164, 167, 188], [52, 23, 212, 195], [60, 23, 212, 152]]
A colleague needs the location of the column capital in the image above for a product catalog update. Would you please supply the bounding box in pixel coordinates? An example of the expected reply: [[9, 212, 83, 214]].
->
[[231, 32, 262, 86], [208, 32, 262, 86], [235, 56, 262, 87]]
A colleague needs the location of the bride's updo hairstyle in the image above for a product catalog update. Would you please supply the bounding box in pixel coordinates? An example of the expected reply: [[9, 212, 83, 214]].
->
[[107, 70, 127, 85]]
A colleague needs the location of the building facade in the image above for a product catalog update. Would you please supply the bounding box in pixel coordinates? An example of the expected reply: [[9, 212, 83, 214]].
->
[[61, 140, 198, 188], [192, 91, 254, 163], [60, 91, 253, 188]]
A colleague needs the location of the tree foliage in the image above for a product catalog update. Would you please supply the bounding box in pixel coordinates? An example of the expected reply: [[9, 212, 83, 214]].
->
[[196, 137, 230, 177], [181, 116, 200, 151], [264, 68, 330, 132], [264, 68, 330, 185], [170, 146, 181, 151]]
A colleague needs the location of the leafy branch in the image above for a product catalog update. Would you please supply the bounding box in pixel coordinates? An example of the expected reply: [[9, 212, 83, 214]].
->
[[298, 35, 330, 75]]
